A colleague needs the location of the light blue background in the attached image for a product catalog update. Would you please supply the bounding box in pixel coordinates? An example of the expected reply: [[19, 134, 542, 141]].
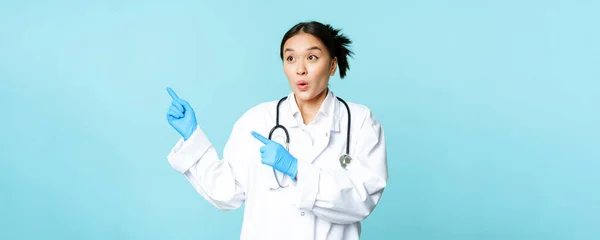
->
[[1, 0, 598, 239]]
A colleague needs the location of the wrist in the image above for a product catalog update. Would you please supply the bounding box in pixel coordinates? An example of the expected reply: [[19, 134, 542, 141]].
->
[[183, 125, 197, 141], [289, 157, 298, 181]]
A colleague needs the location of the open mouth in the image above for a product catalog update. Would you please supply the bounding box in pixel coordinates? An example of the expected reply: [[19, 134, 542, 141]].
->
[[297, 80, 308, 90]]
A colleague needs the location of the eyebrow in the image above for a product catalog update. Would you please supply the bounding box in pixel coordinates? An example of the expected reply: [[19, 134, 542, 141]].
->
[[284, 46, 323, 53]]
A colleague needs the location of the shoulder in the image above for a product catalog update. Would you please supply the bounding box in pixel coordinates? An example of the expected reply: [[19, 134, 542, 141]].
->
[[343, 101, 382, 129], [241, 99, 278, 118], [341, 100, 386, 154], [230, 98, 280, 129], [339, 100, 385, 144]]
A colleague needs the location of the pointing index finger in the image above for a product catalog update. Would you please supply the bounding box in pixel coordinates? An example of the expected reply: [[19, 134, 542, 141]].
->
[[166, 87, 180, 100], [251, 131, 271, 144]]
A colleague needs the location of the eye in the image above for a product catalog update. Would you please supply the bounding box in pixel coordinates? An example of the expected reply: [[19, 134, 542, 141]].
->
[[308, 55, 318, 61], [286, 56, 294, 62]]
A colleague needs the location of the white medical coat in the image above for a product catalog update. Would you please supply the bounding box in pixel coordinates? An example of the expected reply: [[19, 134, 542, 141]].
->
[[167, 90, 388, 240]]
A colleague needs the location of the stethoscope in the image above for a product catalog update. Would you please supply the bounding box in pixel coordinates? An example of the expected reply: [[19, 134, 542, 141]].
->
[[268, 95, 352, 189]]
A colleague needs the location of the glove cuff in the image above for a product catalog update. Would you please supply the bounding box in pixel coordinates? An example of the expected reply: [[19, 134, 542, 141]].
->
[[183, 124, 198, 141]]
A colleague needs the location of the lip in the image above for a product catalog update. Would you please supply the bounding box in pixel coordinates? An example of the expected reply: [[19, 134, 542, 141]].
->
[[297, 80, 309, 91]]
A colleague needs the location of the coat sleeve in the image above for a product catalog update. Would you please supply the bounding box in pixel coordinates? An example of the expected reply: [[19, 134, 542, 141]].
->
[[166, 109, 261, 211], [293, 109, 388, 224]]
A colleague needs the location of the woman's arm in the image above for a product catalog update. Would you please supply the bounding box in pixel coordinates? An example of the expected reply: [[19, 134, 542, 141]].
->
[[167, 110, 261, 211], [293, 109, 388, 224]]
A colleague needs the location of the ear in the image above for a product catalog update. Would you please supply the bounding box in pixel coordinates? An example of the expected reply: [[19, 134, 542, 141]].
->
[[329, 57, 338, 76]]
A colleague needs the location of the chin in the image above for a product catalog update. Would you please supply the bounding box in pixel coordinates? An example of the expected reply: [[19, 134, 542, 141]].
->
[[293, 90, 315, 101]]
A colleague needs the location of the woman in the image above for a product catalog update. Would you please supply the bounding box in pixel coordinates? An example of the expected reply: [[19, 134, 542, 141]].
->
[[165, 21, 388, 240]]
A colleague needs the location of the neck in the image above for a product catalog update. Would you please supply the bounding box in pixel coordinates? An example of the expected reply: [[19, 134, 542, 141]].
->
[[295, 88, 328, 125]]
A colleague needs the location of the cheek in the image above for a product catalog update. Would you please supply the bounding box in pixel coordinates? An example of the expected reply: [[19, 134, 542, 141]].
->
[[283, 64, 295, 77], [309, 62, 330, 77]]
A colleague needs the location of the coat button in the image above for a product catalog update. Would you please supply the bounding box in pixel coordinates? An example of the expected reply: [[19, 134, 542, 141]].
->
[[300, 212, 305, 216]]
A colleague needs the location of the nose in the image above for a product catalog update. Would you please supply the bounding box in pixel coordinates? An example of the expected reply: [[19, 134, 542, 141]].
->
[[296, 62, 307, 76]]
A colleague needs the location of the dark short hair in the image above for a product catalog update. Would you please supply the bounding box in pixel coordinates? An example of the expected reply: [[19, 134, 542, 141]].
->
[[280, 21, 354, 79]]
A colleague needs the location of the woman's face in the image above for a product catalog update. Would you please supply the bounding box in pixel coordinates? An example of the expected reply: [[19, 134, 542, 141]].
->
[[282, 32, 337, 102]]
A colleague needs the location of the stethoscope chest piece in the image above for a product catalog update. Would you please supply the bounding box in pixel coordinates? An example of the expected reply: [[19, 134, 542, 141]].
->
[[339, 154, 352, 169], [271, 94, 353, 175]]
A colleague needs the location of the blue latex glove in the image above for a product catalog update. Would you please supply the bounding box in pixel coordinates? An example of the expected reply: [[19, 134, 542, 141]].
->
[[166, 87, 197, 140], [251, 131, 298, 181]]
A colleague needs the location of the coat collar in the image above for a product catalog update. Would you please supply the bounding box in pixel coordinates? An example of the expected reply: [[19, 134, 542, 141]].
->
[[279, 89, 340, 132]]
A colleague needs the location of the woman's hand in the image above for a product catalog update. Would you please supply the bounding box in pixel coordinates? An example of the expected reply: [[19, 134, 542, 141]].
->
[[166, 87, 198, 140]]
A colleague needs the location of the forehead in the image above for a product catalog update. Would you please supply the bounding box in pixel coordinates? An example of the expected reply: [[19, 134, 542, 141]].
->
[[283, 32, 325, 50]]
